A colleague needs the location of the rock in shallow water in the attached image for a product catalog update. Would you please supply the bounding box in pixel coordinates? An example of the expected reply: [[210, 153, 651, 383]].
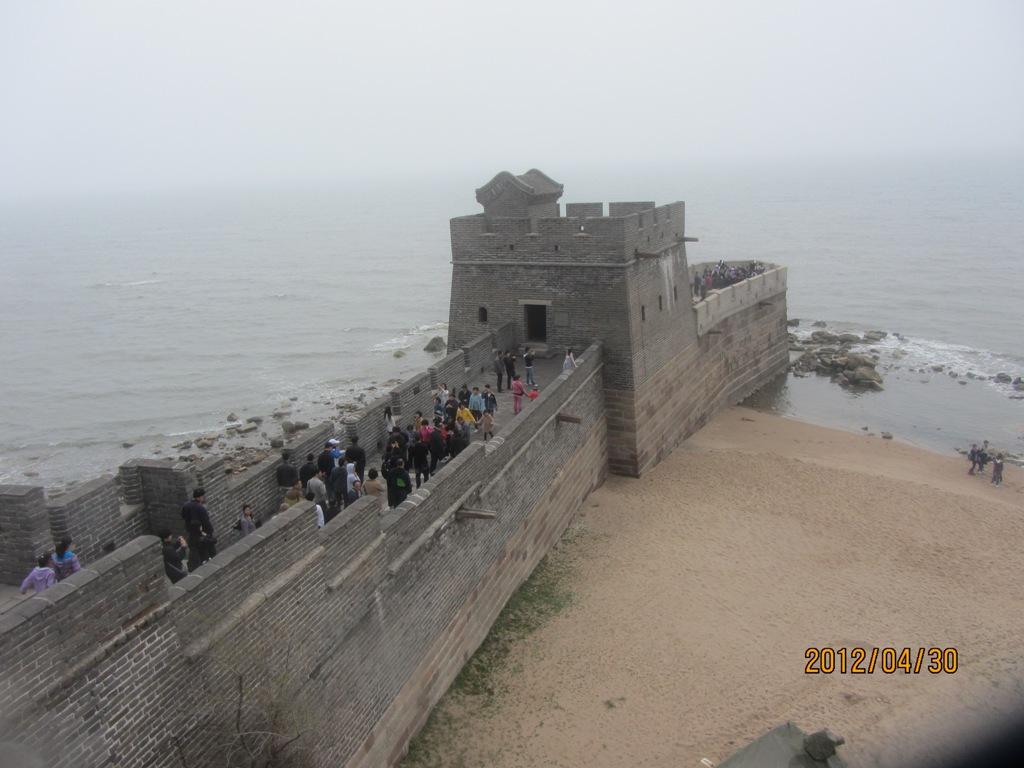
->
[[423, 336, 446, 353]]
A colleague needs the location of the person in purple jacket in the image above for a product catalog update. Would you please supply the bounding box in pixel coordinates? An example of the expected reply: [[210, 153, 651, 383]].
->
[[51, 537, 81, 580], [21, 555, 57, 594]]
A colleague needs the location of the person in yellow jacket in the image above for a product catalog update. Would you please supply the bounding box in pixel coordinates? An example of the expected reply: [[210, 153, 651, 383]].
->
[[456, 403, 477, 429]]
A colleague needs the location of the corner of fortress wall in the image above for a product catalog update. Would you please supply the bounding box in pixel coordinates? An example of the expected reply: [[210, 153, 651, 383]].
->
[[0, 175, 789, 767]]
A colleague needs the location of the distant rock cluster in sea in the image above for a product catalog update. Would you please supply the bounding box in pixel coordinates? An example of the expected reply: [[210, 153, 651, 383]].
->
[[786, 319, 1024, 399]]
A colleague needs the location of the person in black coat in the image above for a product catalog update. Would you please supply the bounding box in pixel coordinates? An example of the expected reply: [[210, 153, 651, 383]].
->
[[180, 488, 215, 568], [299, 453, 318, 489], [317, 443, 336, 476], [386, 459, 412, 508], [411, 436, 431, 488], [345, 437, 367, 481], [160, 529, 189, 583]]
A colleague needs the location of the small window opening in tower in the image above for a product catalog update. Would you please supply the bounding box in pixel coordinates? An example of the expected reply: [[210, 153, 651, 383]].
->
[[478, 306, 488, 322], [509, 243, 514, 251], [554, 244, 559, 252], [673, 285, 678, 301], [641, 305, 646, 322], [578, 224, 585, 232], [659, 295, 663, 311]]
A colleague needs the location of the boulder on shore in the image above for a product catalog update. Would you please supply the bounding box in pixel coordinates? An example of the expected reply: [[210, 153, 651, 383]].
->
[[423, 336, 446, 353]]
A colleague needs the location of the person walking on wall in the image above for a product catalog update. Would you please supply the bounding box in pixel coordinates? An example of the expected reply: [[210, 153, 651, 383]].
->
[[468, 387, 485, 423], [563, 349, 577, 371], [483, 384, 498, 415], [386, 459, 412, 509], [511, 374, 526, 415], [20, 555, 56, 594], [299, 453, 318, 489], [345, 436, 366, 481], [305, 491, 325, 529], [493, 352, 505, 392], [481, 409, 496, 441], [51, 537, 81, 580], [159, 530, 189, 583], [524, 347, 536, 386], [317, 442, 336, 477], [412, 434, 431, 488], [363, 468, 385, 507], [238, 504, 257, 536], [504, 350, 516, 384], [307, 468, 329, 512], [181, 488, 216, 568], [384, 405, 396, 433]]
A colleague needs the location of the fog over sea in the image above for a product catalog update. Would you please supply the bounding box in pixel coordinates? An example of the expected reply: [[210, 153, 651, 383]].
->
[[1, 155, 1022, 488]]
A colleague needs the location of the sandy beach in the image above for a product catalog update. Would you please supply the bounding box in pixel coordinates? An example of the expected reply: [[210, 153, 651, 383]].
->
[[408, 407, 1024, 768]]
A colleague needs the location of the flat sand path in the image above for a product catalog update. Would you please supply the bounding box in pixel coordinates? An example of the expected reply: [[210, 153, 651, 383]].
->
[[415, 408, 1024, 767]]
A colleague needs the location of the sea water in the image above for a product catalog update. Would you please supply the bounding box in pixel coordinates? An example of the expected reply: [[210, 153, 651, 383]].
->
[[1, 155, 1021, 487]]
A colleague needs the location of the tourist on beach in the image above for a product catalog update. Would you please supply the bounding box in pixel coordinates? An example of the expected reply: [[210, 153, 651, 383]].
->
[[511, 374, 525, 415], [481, 409, 495, 441], [51, 536, 81, 580], [20, 555, 56, 594], [504, 351, 517, 382], [469, 386, 485, 422], [968, 443, 980, 475], [181, 488, 216, 568], [563, 349, 576, 371], [991, 454, 1004, 486], [345, 436, 366, 480], [299, 453, 318, 489], [524, 348, 536, 386], [159, 530, 188, 584], [317, 442, 336, 477], [305, 491, 325, 529], [493, 352, 505, 392], [977, 441, 991, 475], [238, 504, 257, 536], [386, 459, 412, 508], [412, 435, 431, 488]]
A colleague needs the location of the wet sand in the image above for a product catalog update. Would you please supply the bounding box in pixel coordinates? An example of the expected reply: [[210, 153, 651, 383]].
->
[[416, 407, 1024, 768]]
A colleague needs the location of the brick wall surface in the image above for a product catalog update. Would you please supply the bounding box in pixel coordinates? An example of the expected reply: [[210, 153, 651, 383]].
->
[[46, 475, 125, 563], [0, 485, 50, 585]]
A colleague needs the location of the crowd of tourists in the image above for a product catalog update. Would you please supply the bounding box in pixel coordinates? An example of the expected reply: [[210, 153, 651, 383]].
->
[[967, 440, 1005, 486], [692, 260, 768, 300], [21, 346, 584, 591], [154, 346, 579, 583]]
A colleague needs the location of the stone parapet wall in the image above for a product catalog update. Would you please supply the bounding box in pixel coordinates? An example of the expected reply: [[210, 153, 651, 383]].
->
[[0, 343, 608, 768]]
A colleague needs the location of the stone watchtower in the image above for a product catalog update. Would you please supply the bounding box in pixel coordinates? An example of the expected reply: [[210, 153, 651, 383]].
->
[[447, 169, 790, 477]]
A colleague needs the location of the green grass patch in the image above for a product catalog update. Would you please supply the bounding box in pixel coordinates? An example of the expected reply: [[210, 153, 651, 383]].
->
[[402, 524, 582, 767]]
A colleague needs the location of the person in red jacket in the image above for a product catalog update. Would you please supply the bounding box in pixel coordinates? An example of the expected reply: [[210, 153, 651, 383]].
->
[[511, 375, 525, 415]]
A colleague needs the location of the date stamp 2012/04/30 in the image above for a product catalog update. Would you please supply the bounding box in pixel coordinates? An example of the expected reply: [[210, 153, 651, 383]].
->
[[804, 647, 958, 674]]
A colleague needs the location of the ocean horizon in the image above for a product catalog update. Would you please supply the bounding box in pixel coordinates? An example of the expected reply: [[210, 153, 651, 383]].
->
[[1, 154, 1022, 488]]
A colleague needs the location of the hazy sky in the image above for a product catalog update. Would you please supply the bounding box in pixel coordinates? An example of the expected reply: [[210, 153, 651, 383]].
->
[[2, 0, 1022, 198]]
